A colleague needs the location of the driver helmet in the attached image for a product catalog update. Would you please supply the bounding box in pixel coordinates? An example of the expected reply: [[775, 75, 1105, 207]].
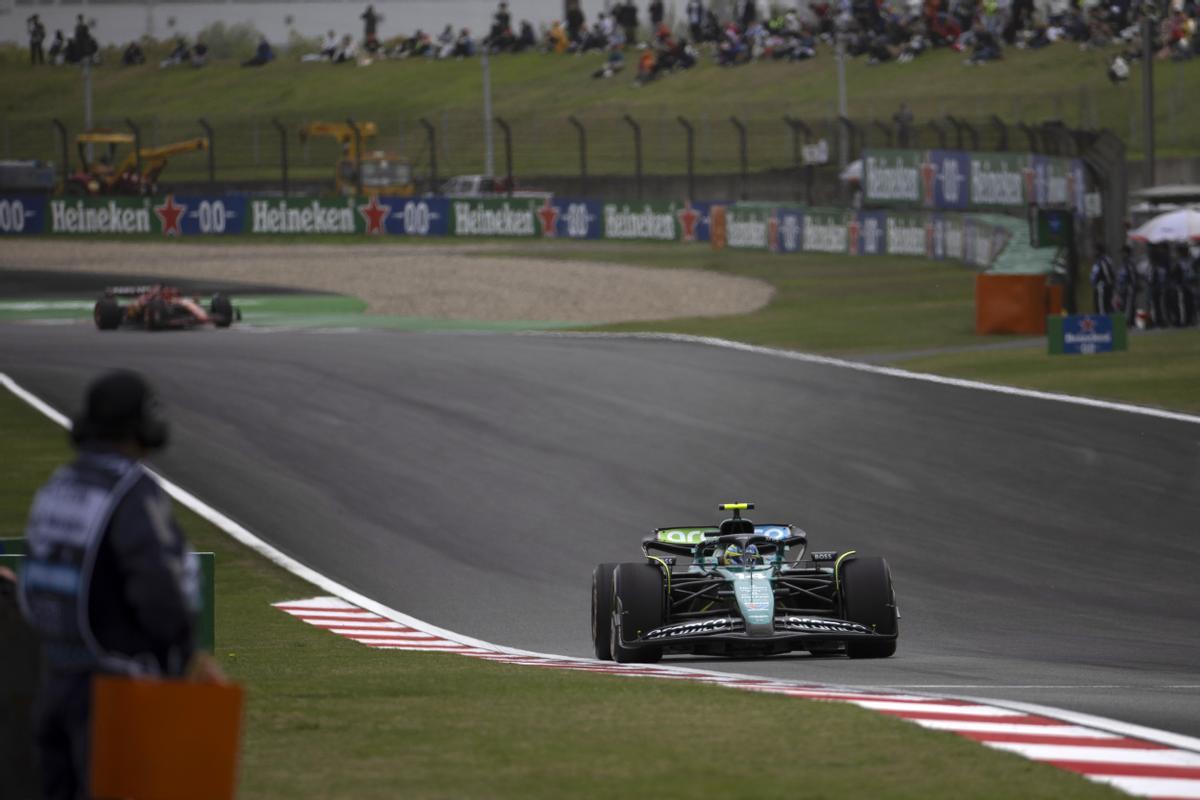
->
[[723, 543, 762, 566]]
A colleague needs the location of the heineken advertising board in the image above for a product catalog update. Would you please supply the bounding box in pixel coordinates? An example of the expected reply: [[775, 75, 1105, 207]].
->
[[451, 199, 538, 237], [1047, 314, 1127, 355], [802, 209, 851, 254], [250, 197, 360, 234], [928, 150, 970, 211], [885, 212, 929, 257], [601, 202, 681, 241], [539, 198, 602, 239], [853, 210, 887, 255], [774, 207, 805, 253], [724, 203, 774, 250], [1, 192, 1013, 270], [863, 150, 922, 206], [862, 148, 1085, 213], [48, 197, 156, 235], [0, 195, 45, 234], [371, 197, 451, 236], [969, 152, 1027, 208]]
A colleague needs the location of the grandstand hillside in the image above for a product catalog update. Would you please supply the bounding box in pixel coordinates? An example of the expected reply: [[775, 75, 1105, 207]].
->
[[1, 43, 1195, 180]]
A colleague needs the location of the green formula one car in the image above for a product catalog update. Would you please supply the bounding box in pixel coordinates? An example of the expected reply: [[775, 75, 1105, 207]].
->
[[592, 503, 898, 663]]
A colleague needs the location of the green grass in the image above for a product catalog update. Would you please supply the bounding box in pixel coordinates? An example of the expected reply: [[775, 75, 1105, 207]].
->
[[897, 329, 1200, 413], [0, 43, 1194, 181], [0, 386, 1124, 799]]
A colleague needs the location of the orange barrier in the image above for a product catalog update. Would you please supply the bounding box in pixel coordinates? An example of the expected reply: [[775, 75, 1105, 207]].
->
[[91, 674, 243, 800], [975, 274, 1062, 335]]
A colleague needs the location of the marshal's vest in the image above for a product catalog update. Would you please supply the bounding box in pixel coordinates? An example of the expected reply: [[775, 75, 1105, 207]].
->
[[19, 452, 188, 675]]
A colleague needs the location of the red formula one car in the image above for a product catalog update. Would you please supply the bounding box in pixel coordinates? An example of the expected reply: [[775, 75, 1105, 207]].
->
[[93, 284, 239, 331]]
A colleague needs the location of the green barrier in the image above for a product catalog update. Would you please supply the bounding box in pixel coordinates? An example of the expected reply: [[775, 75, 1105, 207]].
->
[[0, 549, 215, 653]]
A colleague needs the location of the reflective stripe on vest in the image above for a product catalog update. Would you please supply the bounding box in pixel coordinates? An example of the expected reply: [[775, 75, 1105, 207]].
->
[[20, 457, 153, 675]]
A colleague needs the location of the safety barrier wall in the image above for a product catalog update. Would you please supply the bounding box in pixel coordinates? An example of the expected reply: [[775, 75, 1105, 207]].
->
[[0, 194, 1013, 269]]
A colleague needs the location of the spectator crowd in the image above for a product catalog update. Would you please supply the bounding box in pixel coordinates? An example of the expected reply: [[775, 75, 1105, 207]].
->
[[22, 0, 1200, 79], [1093, 242, 1200, 329]]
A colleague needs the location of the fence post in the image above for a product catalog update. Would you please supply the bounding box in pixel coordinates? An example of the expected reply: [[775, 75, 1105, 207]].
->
[[836, 116, 859, 163], [346, 117, 363, 196], [989, 115, 1008, 151], [52, 119, 68, 193], [677, 116, 695, 203], [419, 118, 438, 194], [622, 114, 643, 201], [944, 115, 965, 150], [730, 116, 748, 199], [1016, 121, 1039, 153], [783, 116, 814, 204], [925, 120, 947, 149], [197, 117, 215, 186], [124, 118, 142, 187], [271, 118, 288, 197], [567, 115, 587, 193], [871, 119, 893, 147], [494, 116, 513, 198]]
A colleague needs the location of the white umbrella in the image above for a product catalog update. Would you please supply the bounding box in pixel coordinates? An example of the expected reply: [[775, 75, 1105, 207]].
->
[[1127, 207, 1200, 243]]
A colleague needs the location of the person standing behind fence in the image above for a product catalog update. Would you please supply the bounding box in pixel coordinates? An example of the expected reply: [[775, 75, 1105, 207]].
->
[[1090, 243, 1115, 315], [361, 5, 380, 53], [618, 1, 639, 45], [19, 370, 224, 800], [687, 0, 704, 41], [1169, 243, 1196, 326], [28, 15, 46, 65], [650, 0, 666, 29], [1115, 244, 1138, 327]]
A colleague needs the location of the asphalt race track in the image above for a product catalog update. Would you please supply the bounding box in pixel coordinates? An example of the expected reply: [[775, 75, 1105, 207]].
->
[[2, 322, 1198, 737]]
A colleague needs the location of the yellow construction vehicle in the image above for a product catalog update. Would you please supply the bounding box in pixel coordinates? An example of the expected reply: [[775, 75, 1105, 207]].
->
[[299, 121, 414, 197], [67, 130, 208, 195]]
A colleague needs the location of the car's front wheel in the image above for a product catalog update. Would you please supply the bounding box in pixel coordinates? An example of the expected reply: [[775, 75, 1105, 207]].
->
[[610, 562, 664, 664], [591, 562, 618, 661], [93, 297, 121, 330], [210, 292, 234, 328], [840, 556, 898, 659]]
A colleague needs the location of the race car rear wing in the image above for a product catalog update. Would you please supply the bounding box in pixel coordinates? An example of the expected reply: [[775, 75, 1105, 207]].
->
[[103, 285, 158, 297]]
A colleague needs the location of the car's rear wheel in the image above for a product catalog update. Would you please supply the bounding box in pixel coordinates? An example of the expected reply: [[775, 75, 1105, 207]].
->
[[840, 556, 898, 659], [93, 296, 121, 330], [610, 562, 664, 664], [144, 298, 168, 331], [210, 292, 233, 328], [591, 563, 618, 661]]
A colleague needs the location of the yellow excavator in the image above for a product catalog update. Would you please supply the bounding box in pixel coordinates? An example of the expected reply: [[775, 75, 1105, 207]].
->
[[299, 121, 414, 197], [67, 130, 208, 195]]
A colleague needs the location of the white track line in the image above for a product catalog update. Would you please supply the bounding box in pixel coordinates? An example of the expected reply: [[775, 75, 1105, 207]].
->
[[7, 363, 1200, 800], [525, 332, 1200, 426]]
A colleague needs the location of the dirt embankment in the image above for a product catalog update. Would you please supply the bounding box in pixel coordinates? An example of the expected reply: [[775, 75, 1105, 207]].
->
[[0, 241, 773, 325]]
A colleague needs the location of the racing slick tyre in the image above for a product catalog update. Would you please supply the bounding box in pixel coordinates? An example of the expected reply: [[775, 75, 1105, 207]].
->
[[610, 562, 664, 664], [210, 293, 234, 328], [592, 563, 619, 661], [93, 297, 122, 330], [144, 298, 169, 331], [840, 556, 898, 659]]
